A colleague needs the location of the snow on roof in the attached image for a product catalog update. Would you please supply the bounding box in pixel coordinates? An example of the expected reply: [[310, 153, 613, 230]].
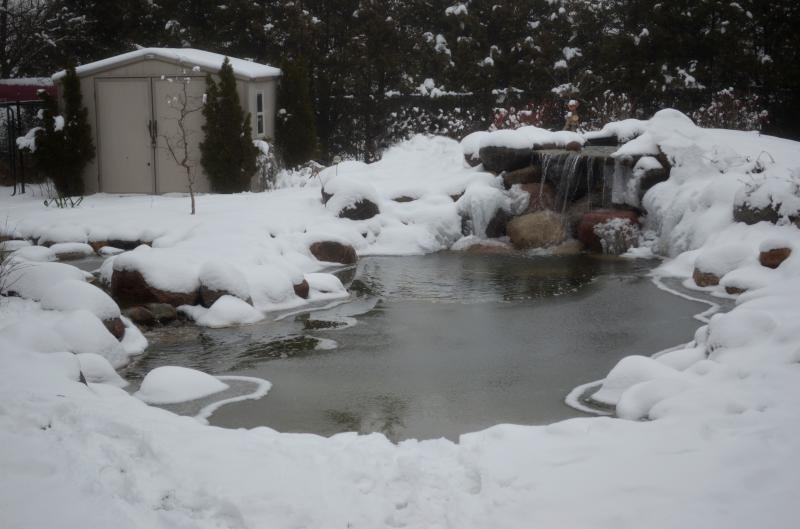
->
[[0, 77, 53, 86], [52, 48, 281, 81]]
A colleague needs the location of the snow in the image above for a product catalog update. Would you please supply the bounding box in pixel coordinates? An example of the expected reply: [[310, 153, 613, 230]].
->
[[49, 241, 94, 258], [198, 259, 251, 300], [3, 119, 800, 528], [11, 244, 55, 262], [180, 295, 264, 328], [1, 261, 89, 300], [53, 48, 281, 81], [134, 366, 230, 404], [477, 125, 584, 149], [77, 352, 128, 387], [40, 279, 120, 320]]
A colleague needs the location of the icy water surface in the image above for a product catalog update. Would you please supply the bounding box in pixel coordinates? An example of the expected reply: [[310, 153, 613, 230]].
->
[[123, 253, 706, 441]]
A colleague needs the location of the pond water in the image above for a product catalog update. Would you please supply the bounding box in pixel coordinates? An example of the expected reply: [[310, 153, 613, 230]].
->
[[122, 253, 707, 441]]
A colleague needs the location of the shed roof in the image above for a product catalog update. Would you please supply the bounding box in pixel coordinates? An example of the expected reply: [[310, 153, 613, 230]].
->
[[52, 48, 281, 81]]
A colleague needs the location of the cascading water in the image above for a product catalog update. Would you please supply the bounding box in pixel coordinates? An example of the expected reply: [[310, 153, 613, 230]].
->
[[532, 146, 619, 209]]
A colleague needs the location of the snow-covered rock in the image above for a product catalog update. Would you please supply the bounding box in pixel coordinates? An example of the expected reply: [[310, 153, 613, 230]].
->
[[134, 366, 229, 404]]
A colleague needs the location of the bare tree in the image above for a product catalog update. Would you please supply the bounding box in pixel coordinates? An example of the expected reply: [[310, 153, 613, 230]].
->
[[160, 76, 204, 215]]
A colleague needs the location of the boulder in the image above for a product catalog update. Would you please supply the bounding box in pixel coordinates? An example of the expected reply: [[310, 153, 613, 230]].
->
[[725, 286, 747, 295], [733, 203, 783, 226], [200, 286, 250, 308], [122, 306, 156, 325], [485, 208, 511, 238], [464, 154, 482, 168], [584, 134, 618, 147], [338, 199, 380, 221], [89, 239, 150, 253], [293, 279, 310, 299], [478, 146, 533, 174], [145, 303, 178, 323], [693, 268, 720, 288], [519, 182, 556, 212], [111, 269, 199, 308], [392, 196, 416, 203], [102, 317, 126, 340], [759, 247, 792, 269], [565, 141, 582, 152], [462, 242, 514, 256], [577, 210, 639, 254], [551, 239, 585, 256], [309, 241, 358, 265], [507, 211, 567, 250], [450, 192, 465, 202], [501, 166, 540, 189]]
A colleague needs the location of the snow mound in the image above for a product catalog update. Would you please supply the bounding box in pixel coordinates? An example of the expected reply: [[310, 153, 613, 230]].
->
[[50, 242, 94, 258], [1, 261, 89, 300], [479, 126, 584, 150], [113, 247, 199, 294], [134, 366, 230, 404], [694, 243, 754, 276], [592, 355, 685, 407], [180, 295, 264, 328], [40, 279, 121, 320], [77, 353, 128, 387], [11, 245, 56, 262], [305, 273, 346, 295], [198, 260, 251, 300]]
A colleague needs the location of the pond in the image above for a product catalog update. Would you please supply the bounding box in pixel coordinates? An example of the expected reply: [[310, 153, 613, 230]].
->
[[122, 253, 707, 441]]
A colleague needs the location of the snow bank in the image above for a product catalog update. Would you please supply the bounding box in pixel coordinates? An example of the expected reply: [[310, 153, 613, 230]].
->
[[40, 279, 121, 320], [198, 259, 251, 300], [134, 366, 230, 404], [1, 261, 89, 300]]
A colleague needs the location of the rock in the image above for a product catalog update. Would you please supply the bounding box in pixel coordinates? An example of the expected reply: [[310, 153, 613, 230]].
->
[[519, 182, 556, 212], [759, 247, 792, 269], [637, 165, 668, 202], [464, 154, 482, 167], [507, 211, 567, 250], [584, 134, 618, 147], [461, 242, 514, 256], [145, 303, 178, 323], [733, 203, 783, 226], [450, 192, 464, 202], [293, 279, 310, 299], [122, 306, 156, 325], [478, 146, 533, 173], [577, 210, 639, 253], [338, 199, 380, 221], [485, 208, 511, 238], [565, 141, 582, 151], [725, 286, 747, 295], [321, 188, 333, 205], [89, 239, 150, 253], [392, 196, 416, 203], [199, 286, 249, 308], [564, 196, 593, 237], [50, 242, 94, 261], [102, 317, 126, 340], [501, 166, 540, 188], [693, 268, 720, 287], [111, 269, 199, 308], [309, 241, 358, 265], [551, 239, 585, 256]]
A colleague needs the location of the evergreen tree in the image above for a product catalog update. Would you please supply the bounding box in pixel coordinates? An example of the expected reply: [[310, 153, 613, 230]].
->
[[275, 57, 318, 167], [200, 57, 258, 193], [33, 66, 94, 197]]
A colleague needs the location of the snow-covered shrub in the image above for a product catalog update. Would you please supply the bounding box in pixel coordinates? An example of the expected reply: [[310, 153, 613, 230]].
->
[[585, 91, 636, 131], [490, 99, 561, 131], [252, 140, 278, 191], [690, 88, 769, 131]]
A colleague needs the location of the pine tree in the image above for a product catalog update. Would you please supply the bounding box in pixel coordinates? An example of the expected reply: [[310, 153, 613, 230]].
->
[[200, 57, 258, 193], [34, 66, 94, 197], [275, 57, 318, 167]]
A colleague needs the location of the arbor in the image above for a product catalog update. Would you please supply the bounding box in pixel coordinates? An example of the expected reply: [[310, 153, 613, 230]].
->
[[33, 66, 94, 198], [200, 57, 258, 193]]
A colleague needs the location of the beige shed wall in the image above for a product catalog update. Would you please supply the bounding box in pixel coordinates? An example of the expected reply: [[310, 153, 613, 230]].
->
[[60, 57, 275, 195]]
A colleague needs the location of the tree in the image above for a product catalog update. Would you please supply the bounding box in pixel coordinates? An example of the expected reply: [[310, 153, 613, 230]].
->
[[161, 76, 204, 214], [200, 57, 258, 193], [33, 66, 94, 198], [275, 57, 318, 167]]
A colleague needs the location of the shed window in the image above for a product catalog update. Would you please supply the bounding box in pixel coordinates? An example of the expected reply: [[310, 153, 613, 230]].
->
[[256, 91, 264, 135]]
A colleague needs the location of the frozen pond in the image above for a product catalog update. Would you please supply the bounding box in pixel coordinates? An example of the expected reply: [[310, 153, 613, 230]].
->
[[123, 253, 707, 441]]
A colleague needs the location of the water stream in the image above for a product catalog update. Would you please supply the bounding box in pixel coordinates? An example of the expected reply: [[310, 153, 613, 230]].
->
[[122, 253, 708, 442]]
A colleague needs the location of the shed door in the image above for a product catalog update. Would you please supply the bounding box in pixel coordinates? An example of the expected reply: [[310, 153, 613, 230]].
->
[[95, 78, 155, 193], [153, 77, 208, 194]]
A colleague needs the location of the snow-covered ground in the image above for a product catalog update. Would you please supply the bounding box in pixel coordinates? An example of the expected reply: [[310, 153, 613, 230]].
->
[[2, 113, 800, 528]]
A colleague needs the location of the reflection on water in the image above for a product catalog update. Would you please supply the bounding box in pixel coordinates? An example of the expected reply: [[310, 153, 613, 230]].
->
[[125, 253, 705, 441]]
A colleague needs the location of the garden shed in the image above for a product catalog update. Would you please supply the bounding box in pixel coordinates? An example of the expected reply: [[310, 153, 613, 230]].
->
[[52, 48, 280, 195]]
